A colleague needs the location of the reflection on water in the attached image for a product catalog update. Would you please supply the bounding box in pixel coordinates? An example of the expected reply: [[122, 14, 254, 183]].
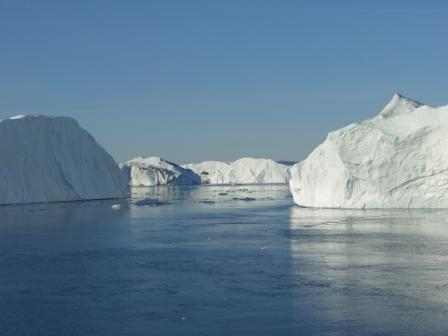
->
[[130, 184, 291, 204], [1, 186, 448, 335], [289, 207, 448, 335]]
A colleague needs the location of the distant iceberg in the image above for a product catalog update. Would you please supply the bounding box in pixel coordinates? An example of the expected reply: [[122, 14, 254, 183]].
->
[[183, 158, 289, 184], [121, 156, 200, 186], [289, 94, 448, 208], [0, 115, 126, 205]]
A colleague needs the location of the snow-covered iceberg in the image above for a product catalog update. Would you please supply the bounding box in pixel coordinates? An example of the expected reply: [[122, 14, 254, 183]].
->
[[0, 115, 126, 205], [289, 93, 448, 208], [121, 156, 200, 186], [183, 158, 289, 184]]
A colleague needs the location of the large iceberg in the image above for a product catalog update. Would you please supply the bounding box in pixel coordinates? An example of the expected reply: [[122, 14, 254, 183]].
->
[[289, 93, 448, 208], [0, 115, 126, 205], [183, 158, 289, 184], [121, 156, 200, 186]]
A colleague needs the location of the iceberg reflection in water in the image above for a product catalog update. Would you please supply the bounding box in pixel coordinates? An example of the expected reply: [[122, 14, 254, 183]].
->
[[288, 207, 448, 335], [1, 185, 448, 335]]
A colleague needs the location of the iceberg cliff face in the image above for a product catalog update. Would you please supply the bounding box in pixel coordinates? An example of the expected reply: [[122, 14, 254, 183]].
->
[[183, 158, 289, 184], [0, 115, 126, 205], [121, 157, 200, 186], [289, 94, 448, 208]]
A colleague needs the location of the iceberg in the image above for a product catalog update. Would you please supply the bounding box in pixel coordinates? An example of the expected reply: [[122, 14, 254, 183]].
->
[[183, 158, 289, 184], [121, 156, 200, 186], [0, 115, 126, 205], [289, 93, 448, 208]]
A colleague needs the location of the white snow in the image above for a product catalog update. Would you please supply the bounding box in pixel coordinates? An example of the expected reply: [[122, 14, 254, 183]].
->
[[8, 115, 28, 120], [0, 115, 126, 205], [121, 156, 200, 186], [183, 158, 289, 184], [289, 93, 448, 208], [379, 93, 423, 118]]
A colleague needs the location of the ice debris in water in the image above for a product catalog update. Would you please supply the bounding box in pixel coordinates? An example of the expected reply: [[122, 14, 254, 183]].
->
[[134, 198, 169, 207]]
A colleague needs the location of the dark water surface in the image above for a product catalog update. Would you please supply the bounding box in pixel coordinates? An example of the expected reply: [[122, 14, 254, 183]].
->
[[1, 185, 448, 335]]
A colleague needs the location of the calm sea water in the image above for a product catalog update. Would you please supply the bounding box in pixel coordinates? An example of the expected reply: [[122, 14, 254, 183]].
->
[[1, 185, 448, 335]]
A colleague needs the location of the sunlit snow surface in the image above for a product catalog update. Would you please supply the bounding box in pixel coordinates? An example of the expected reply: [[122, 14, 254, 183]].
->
[[1, 185, 448, 335]]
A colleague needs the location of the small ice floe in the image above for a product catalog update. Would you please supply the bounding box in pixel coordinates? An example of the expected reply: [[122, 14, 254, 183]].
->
[[111, 204, 121, 210], [232, 197, 256, 201], [181, 316, 187, 321], [259, 197, 275, 201], [197, 200, 215, 204], [134, 198, 169, 207]]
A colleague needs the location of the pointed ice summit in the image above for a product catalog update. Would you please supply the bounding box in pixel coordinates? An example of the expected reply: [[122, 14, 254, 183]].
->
[[289, 94, 448, 208], [379, 93, 423, 118]]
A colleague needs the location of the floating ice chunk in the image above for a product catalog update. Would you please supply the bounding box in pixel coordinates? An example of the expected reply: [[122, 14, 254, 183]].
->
[[232, 197, 256, 201], [134, 198, 169, 206]]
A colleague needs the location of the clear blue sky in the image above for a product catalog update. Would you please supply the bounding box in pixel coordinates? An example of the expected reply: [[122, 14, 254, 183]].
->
[[1, 0, 447, 163]]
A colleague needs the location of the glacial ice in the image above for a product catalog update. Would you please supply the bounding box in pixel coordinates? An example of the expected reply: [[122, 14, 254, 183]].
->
[[0, 115, 126, 205], [289, 93, 448, 208], [121, 156, 200, 186], [183, 158, 289, 184]]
